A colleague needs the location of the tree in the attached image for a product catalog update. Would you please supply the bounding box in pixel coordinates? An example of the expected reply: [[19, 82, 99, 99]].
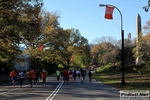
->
[[57, 28, 90, 69], [0, 0, 44, 73], [137, 20, 150, 73], [91, 36, 118, 66], [117, 39, 136, 69]]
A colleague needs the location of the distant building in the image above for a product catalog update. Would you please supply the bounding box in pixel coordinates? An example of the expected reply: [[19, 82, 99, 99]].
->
[[14, 47, 31, 71], [89, 44, 95, 50], [128, 33, 131, 40]]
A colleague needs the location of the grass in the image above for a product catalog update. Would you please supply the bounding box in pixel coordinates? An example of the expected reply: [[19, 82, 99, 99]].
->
[[93, 72, 150, 90]]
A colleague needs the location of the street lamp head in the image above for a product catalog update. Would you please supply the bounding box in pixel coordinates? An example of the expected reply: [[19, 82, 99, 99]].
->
[[142, 0, 150, 12], [148, 0, 150, 6], [99, 4, 106, 7], [143, 5, 149, 12]]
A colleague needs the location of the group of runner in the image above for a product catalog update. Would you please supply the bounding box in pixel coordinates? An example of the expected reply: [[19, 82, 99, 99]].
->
[[9, 67, 92, 87], [56, 68, 93, 84], [9, 69, 48, 88]]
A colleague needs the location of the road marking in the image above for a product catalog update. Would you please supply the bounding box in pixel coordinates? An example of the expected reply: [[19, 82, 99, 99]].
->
[[45, 81, 63, 100], [0, 85, 29, 95], [0, 88, 18, 95]]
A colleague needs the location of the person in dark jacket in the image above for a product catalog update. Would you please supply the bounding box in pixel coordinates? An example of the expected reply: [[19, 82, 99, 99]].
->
[[88, 70, 92, 83], [80, 68, 85, 82]]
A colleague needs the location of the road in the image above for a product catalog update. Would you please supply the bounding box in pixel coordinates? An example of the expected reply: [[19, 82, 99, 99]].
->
[[0, 76, 120, 100]]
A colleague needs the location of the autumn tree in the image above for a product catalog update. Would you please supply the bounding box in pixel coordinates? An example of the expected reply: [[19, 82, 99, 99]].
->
[[0, 0, 43, 73], [58, 28, 90, 69], [138, 20, 150, 73], [91, 36, 118, 66], [117, 39, 136, 70], [0, 0, 90, 71]]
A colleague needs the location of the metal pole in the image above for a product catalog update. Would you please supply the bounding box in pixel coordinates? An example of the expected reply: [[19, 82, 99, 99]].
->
[[99, 4, 125, 85]]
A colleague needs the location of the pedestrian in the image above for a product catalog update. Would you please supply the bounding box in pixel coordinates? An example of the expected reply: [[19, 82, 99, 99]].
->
[[88, 70, 92, 83], [62, 69, 67, 83], [28, 69, 35, 87], [76, 68, 80, 80], [68, 69, 73, 83], [65, 70, 69, 85], [10, 69, 17, 87], [73, 69, 77, 81], [60, 70, 63, 79], [26, 71, 30, 82], [33, 69, 36, 84], [18, 70, 24, 88], [83, 68, 87, 77], [39, 70, 42, 80], [34, 69, 40, 85], [56, 70, 61, 82], [41, 69, 47, 86], [80, 68, 85, 83]]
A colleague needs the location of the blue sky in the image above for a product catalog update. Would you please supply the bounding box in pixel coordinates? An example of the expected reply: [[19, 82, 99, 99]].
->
[[43, 0, 150, 43]]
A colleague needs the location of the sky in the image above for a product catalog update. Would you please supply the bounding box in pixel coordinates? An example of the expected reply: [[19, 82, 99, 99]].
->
[[42, 0, 150, 43]]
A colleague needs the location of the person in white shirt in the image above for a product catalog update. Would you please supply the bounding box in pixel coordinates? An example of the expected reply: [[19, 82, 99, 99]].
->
[[18, 70, 24, 88], [76, 68, 81, 80]]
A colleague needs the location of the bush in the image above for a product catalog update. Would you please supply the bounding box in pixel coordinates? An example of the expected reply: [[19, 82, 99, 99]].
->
[[96, 64, 115, 73]]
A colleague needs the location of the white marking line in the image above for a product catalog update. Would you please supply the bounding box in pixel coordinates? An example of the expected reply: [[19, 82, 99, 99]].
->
[[0, 88, 18, 95], [46, 81, 63, 100], [0, 85, 29, 95]]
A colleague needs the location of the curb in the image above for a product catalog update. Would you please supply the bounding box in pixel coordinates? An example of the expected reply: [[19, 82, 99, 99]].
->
[[93, 79, 120, 91]]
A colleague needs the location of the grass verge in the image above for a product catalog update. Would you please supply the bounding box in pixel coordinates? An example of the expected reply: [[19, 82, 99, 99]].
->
[[93, 72, 150, 90]]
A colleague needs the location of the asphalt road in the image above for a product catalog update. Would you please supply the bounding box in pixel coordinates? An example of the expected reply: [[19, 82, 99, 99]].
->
[[0, 76, 120, 100]]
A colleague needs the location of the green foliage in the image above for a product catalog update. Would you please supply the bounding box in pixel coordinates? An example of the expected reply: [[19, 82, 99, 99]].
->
[[96, 64, 114, 73], [0, 0, 89, 72], [58, 64, 64, 69], [137, 62, 150, 75]]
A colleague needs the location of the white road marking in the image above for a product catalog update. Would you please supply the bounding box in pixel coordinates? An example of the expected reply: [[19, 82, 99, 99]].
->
[[0, 88, 18, 95], [0, 85, 29, 95], [45, 81, 63, 100]]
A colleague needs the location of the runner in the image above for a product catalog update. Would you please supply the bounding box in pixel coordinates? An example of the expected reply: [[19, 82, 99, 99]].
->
[[73, 69, 77, 81], [10, 69, 17, 87], [56, 70, 61, 82], [80, 68, 85, 83], [18, 70, 24, 88], [60, 70, 63, 79], [66, 70, 69, 85], [41, 69, 47, 86], [34, 69, 40, 85], [88, 70, 92, 83], [62, 69, 67, 83], [28, 69, 35, 87], [76, 68, 81, 80], [68, 69, 73, 83], [83, 68, 87, 77]]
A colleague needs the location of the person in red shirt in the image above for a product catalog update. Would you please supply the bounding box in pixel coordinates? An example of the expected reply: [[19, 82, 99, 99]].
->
[[10, 69, 17, 87], [62, 69, 67, 83], [65, 70, 69, 84], [68, 69, 73, 83], [41, 69, 47, 86], [28, 69, 35, 87]]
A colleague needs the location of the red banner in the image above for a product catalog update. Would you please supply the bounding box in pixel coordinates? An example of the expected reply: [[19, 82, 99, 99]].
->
[[105, 6, 114, 19], [90, 52, 94, 56], [40, 45, 44, 51]]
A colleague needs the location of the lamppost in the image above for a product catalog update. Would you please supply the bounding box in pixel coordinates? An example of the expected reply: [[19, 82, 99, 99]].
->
[[143, 0, 150, 12], [99, 4, 125, 85]]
